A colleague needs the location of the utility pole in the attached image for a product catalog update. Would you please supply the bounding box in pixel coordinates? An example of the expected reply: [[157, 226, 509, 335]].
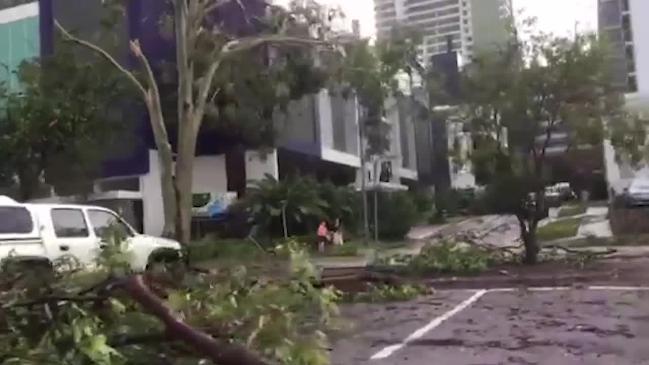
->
[[358, 102, 370, 243], [373, 159, 379, 244]]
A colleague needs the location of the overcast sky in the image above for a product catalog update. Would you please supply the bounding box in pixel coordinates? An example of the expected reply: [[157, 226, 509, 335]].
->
[[304, 0, 598, 39]]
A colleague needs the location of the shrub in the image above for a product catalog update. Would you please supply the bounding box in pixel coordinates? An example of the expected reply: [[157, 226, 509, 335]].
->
[[407, 241, 493, 274], [240, 175, 362, 239], [410, 189, 435, 215], [242, 174, 326, 238], [436, 188, 488, 216], [375, 191, 420, 240], [348, 283, 432, 303], [318, 181, 362, 234], [188, 237, 267, 263]]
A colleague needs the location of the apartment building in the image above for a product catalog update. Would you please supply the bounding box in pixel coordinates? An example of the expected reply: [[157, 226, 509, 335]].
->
[[600, 0, 649, 194], [0, 0, 39, 90], [374, 0, 512, 62], [39, 0, 419, 235]]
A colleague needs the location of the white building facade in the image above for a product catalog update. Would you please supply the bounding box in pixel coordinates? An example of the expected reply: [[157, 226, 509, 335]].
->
[[600, 0, 649, 194]]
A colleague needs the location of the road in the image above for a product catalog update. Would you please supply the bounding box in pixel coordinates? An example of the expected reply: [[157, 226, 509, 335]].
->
[[332, 286, 649, 364]]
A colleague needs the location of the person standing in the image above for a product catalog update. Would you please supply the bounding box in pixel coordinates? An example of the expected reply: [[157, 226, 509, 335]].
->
[[317, 220, 329, 253]]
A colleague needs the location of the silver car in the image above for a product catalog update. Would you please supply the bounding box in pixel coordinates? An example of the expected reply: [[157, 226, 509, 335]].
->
[[626, 178, 649, 206]]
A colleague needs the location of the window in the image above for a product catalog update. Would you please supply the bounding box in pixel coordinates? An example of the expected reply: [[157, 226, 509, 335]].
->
[[628, 75, 638, 93], [0, 207, 33, 234], [622, 0, 629, 12], [51, 209, 89, 238], [87, 210, 134, 239], [97, 177, 140, 192], [625, 44, 635, 61]]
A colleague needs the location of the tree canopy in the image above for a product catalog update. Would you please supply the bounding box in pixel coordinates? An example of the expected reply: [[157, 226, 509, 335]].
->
[[462, 28, 645, 263], [0, 45, 131, 201]]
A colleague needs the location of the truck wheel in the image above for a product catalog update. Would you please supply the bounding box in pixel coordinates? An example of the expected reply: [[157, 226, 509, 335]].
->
[[146, 249, 182, 272]]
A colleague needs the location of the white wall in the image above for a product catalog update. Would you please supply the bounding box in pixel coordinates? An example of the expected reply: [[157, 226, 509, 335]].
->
[[604, 0, 649, 196], [630, 0, 649, 95], [140, 151, 230, 236], [317, 89, 361, 167], [604, 139, 649, 195], [317, 90, 334, 149], [245, 149, 279, 182], [140, 150, 165, 236], [0, 2, 38, 23]]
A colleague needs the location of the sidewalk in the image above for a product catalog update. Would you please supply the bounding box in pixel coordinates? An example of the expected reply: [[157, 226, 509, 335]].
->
[[311, 241, 427, 269], [577, 207, 612, 238], [542, 206, 612, 240]]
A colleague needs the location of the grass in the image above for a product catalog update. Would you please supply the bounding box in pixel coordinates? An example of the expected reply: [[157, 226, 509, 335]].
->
[[557, 204, 586, 218], [537, 217, 582, 242], [188, 238, 268, 263]]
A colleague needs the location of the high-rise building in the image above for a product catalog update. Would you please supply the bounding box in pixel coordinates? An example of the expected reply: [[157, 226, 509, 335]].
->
[[374, 0, 512, 62], [0, 0, 39, 90], [599, 0, 649, 195], [598, 0, 648, 95]]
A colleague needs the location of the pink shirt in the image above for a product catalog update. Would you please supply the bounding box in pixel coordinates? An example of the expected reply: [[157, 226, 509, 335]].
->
[[317, 223, 328, 237]]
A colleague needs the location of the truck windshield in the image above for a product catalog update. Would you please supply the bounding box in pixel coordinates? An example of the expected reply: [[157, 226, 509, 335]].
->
[[0, 207, 34, 234]]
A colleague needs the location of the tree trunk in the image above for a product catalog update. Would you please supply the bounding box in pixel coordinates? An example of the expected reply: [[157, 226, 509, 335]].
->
[[281, 206, 288, 239], [174, 121, 198, 245], [145, 97, 177, 239], [124, 275, 269, 365], [522, 227, 539, 265], [358, 104, 370, 243], [17, 167, 40, 202], [517, 214, 540, 265]]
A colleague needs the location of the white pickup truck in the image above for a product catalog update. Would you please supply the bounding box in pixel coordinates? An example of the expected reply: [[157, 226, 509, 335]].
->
[[0, 196, 182, 271]]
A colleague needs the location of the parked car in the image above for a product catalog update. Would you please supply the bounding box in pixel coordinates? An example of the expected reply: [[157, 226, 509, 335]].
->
[[0, 196, 181, 271], [625, 178, 649, 207]]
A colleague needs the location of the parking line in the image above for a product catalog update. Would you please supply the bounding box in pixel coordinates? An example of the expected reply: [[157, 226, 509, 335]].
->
[[369, 289, 487, 360], [489, 286, 649, 293]]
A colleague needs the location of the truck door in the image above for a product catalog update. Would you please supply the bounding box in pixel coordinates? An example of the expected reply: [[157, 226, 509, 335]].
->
[[86, 209, 135, 247], [49, 208, 98, 267]]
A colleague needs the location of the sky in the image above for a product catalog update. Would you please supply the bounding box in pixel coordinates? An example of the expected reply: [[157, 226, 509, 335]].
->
[[303, 0, 598, 39]]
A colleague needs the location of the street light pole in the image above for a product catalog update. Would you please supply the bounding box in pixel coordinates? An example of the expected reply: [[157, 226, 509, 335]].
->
[[358, 103, 370, 243]]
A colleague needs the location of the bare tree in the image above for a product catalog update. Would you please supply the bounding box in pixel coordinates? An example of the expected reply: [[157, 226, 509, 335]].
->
[[56, 0, 324, 243]]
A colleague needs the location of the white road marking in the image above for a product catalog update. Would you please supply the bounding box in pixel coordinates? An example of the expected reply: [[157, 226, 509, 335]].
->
[[369, 289, 487, 360], [588, 286, 649, 291], [488, 286, 649, 293], [369, 285, 649, 361]]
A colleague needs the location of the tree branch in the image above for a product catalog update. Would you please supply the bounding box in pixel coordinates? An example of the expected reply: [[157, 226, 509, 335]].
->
[[128, 40, 162, 106], [3, 295, 106, 309], [55, 20, 147, 97], [194, 35, 326, 132], [123, 275, 270, 365]]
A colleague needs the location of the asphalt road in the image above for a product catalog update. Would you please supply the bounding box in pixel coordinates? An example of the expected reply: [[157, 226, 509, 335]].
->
[[332, 287, 649, 365]]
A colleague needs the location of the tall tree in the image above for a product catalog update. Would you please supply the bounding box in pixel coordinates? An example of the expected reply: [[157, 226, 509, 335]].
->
[[56, 0, 329, 243], [338, 30, 420, 241], [0, 48, 129, 201], [464, 29, 643, 264]]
